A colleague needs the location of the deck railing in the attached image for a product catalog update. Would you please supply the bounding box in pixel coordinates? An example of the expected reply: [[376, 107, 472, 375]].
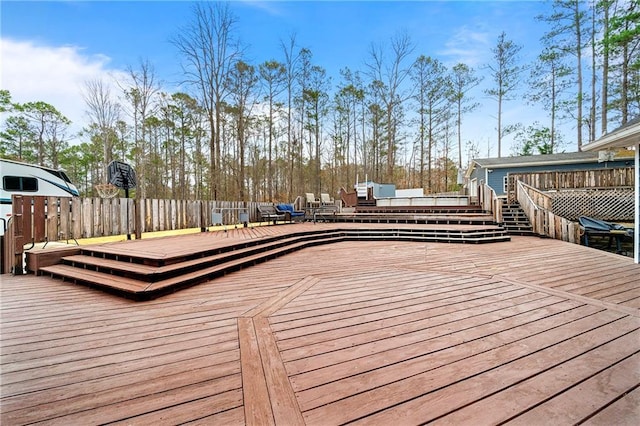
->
[[479, 184, 503, 224], [517, 180, 581, 244], [1, 219, 16, 274], [507, 167, 634, 202]]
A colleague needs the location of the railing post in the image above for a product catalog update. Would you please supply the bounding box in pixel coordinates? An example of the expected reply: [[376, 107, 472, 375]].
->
[[12, 195, 26, 275]]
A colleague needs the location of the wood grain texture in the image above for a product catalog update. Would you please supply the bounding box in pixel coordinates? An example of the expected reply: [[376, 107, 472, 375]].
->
[[2, 236, 639, 424]]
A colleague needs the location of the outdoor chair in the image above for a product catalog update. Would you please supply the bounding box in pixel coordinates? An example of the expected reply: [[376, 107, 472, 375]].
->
[[320, 193, 334, 205], [306, 193, 321, 208]]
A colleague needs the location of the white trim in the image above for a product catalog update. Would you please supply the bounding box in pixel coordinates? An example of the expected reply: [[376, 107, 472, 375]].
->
[[583, 120, 640, 151], [477, 158, 608, 169], [583, 118, 639, 264], [636, 147, 639, 263]]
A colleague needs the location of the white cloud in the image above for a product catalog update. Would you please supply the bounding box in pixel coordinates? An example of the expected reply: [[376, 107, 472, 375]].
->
[[1, 38, 127, 139], [237, 0, 286, 16], [438, 25, 491, 68]]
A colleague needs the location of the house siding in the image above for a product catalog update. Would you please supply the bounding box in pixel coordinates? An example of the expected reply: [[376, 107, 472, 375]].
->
[[477, 159, 632, 196]]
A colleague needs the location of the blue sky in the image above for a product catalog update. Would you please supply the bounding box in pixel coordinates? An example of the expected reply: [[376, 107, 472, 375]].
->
[[1, 1, 559, 158]]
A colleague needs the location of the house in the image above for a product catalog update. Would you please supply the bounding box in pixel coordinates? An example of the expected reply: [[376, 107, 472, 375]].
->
[[583, 116, 639, 264], [465, 151, 635, 197]]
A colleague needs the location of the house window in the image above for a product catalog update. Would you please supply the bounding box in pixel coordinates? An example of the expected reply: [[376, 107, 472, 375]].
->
[[503, 175, 509, 193], [3, 176, 38, 192]]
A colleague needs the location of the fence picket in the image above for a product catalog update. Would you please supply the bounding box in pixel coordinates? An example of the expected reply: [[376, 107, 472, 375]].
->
[[3, 195, 292, 274]]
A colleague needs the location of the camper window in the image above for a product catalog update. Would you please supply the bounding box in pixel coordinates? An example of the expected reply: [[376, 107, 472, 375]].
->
[[3, 176, 38, 192]]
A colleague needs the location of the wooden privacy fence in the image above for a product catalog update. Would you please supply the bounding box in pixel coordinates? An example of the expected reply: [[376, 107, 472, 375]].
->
[[1, 195, 274, 274], [507, 167, 634, 202], [516, 180, 581, 244]]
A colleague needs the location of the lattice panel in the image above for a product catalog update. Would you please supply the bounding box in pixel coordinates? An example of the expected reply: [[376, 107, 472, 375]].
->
[[551, 188, 635, 221]]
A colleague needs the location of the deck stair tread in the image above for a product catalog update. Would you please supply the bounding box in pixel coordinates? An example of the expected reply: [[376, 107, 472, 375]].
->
[[61, 232, 343, 280], [37, 225, 511, 300], [38, 264, 148, 293], [353, 211, 487, 215], [77, 230, 341, 265], [501, 202, 535, 236], [330, 216, 496, 226], [40, 236, 345, 299], [355, 205, 483, 212], [144, 237, 343, 292], [339, 205, 492, 226]]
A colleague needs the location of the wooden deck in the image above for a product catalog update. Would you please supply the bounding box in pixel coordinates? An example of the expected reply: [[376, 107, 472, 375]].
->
[[2, 235, 639, 424], [31, 223, 510, 299]]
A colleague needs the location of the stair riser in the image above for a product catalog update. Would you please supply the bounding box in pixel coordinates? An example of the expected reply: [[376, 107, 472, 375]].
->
[[41, 229, 511, 300], [64, 230, 510, 282]]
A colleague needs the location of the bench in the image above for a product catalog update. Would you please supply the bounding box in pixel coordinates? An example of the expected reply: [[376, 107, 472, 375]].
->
[[257, 205, 286, 225], [275, 204, 305, 222], [311, 205, 339, 222]]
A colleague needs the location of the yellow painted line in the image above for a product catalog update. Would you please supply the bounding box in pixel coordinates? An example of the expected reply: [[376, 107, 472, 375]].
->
[[69, 222, 279, 246]]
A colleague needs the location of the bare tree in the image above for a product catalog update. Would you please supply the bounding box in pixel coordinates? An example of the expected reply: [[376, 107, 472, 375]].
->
[[172, 1, 241, 199], [410, 56, 450, 191], [600, 0, 612, 134], [296, 48, 313, 190], [303, 65, 330, 194], [259, 60, 286, 200], [450, 63, 481, 169], [602, 0, 640, 125], [228, 60, 258, 202], [335, 67, 365, 188], [122, 60, 159, 199], [528, 47, 571, 153], [365, 32, 415, 181], [83, 79, 121, 181], [485, 31, 523, 158], [538, 0, 589, 151], [280, 33, 302, 199]]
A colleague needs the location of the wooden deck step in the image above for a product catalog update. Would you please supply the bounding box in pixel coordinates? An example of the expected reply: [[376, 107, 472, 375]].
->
[[61, 232, 344, 282], [62, 255, 159, 275], [345, 235, 511, 244], [330, 215, 496, 225], [144, 238, 344, 294], [340, 228, 509, 241], [37, 225, 511, 300], [78, 229, 342, 266], [354, 205, 485, 214], [502, 202, 536, 236], [40, 236, 345, 300], [38, 264, 149, 294]]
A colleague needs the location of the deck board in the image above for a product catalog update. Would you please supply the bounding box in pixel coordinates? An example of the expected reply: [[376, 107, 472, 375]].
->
[[506, 352, 640, 425], [2, 233, 639, 424]]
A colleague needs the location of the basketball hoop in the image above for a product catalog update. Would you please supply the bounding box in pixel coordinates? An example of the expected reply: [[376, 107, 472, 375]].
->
[[95, 183, 119, 199]]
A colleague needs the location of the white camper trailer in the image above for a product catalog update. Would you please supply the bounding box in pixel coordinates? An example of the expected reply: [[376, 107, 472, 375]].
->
[[0, 159, 80, 236]]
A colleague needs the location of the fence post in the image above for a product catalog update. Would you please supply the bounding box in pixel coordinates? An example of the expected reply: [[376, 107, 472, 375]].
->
[[134, 198, 142, 240], [200, 200, 207, 232]]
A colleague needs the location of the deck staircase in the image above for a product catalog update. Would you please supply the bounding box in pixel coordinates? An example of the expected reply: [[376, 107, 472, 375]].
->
[[501, 202, 535, 236], [37, 225, 510, 300], [331, 205, 496, 225]]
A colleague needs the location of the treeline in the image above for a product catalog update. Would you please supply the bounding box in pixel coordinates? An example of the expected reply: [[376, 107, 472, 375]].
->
[[1, 0, 638, 202]]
